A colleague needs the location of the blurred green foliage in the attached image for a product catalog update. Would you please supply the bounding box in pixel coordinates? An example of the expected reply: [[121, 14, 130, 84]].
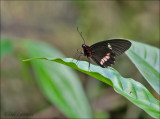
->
[[1, 39, 13, 58], [23, 40, 92, 118]]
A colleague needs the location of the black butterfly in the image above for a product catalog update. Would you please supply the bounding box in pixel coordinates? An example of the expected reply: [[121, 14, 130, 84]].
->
[[76, 27, 132, 68]]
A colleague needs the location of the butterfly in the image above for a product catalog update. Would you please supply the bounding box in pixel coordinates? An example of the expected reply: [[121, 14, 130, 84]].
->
[[76, 27, 132, 68]]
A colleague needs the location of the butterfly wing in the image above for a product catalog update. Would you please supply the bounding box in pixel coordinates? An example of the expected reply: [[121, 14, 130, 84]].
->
[[89, 39, 131, 57], [89, 39, 131, 68]]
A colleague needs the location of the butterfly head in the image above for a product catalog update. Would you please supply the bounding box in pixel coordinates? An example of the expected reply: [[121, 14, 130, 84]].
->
[[82, 44, 86, 48], [82, 44, 89, 56]]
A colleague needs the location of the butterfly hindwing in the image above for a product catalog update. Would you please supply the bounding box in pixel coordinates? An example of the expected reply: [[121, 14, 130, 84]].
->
[[89, 46, 116, 68]]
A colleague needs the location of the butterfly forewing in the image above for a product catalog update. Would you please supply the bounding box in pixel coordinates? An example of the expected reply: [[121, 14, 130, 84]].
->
[[106, 39, 131, 56]]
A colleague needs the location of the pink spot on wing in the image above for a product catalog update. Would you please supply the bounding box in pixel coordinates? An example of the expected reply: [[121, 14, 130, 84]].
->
[[107, 53, 110, 56], [104, 58, 107, 61], [102, 59, 105, 63], [106, 56, 110, 59]]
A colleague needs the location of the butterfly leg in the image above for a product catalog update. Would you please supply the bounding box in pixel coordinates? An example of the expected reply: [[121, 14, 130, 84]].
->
[[72, 48, 83, 62], [87, 57, 91, 71], [75, 52, 84, 66]]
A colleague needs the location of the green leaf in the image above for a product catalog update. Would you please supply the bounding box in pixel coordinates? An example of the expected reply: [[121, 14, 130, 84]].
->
[[1, 38, 13, 58], [126, 41, 160, 94], [24, 57, 160, 118], [23, 41, 92, 118]]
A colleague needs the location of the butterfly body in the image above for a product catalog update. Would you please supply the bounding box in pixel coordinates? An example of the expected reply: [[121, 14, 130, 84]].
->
[[81, 39, 131, 68], [82, 44, 92, 57]]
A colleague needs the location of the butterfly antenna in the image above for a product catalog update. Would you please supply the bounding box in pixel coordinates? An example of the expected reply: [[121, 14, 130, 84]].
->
[[77, 26, 85, 44]]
